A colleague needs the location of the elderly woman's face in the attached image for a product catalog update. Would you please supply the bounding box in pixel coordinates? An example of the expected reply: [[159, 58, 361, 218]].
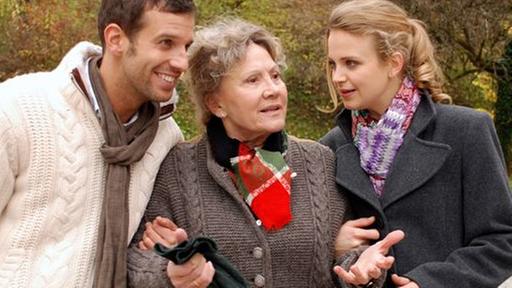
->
[[209, 43, 288, 146]]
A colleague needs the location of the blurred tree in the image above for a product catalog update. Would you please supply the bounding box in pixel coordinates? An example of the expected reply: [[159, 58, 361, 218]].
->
[[396, 0, 512, 174], [0, 0, 98, 80], [1, 0, 511, 156]]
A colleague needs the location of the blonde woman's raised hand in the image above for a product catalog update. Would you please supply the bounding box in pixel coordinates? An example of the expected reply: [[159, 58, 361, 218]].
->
[[334, 230, 405, 286], [335, 216, 381, 257], [392, 274, 420, 288]]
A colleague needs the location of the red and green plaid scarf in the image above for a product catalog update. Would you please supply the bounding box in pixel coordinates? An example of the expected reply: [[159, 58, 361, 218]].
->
[[207, 117, 292, 231], [230, 141, 292, 230]]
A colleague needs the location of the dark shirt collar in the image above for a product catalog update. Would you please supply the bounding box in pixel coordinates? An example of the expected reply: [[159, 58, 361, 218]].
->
[[206, 116, 285, 169]]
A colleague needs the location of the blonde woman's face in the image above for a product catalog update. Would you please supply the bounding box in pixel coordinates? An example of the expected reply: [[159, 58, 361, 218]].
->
[[209, 43, 288, 146], [328, 29, 399, 118]]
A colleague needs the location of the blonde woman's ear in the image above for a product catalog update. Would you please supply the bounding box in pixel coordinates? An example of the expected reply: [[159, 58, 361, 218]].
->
[[388, 52, 405, 78]]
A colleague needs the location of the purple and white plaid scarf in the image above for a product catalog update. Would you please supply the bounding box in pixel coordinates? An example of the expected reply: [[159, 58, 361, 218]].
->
[[352, 77, 420, 197]]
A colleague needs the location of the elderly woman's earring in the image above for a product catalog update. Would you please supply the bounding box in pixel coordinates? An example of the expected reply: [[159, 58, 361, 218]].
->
[[217, 111, 227, 118]]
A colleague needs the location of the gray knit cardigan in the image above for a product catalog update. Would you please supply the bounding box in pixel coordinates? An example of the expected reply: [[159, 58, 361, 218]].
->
[[127, 135, 348, 288]]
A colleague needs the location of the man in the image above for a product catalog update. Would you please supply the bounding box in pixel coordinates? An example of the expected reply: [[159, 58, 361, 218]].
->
[[0, 0, 195, 287]]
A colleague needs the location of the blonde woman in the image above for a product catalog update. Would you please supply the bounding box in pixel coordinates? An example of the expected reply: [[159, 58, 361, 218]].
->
[[321, 0, 512, 287]]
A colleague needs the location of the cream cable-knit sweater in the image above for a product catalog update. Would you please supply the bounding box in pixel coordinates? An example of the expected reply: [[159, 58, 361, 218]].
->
[[0, 42, 183, 288]]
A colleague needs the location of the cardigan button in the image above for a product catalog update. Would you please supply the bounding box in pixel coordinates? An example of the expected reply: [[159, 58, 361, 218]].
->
[[254, 274, 265, 287], [256, 219, 262, 226], [253, 247, 263, 259]]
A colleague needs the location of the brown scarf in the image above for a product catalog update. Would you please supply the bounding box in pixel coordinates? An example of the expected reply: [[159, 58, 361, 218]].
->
[[89, 57, 160, 287]]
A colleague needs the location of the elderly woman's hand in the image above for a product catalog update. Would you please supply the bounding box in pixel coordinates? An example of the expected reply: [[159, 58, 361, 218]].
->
[[138, 216, 188, 250], [167, 253, 215, 288], [334, 230, 405, 286], [335, 216, 380, 257]]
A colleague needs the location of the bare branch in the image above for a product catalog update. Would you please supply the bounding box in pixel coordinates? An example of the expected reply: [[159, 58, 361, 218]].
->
[[451, 69, 481, 81]]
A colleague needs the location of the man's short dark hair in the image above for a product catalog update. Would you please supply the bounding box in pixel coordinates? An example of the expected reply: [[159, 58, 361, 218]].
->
[[97, 0, 195, 49]]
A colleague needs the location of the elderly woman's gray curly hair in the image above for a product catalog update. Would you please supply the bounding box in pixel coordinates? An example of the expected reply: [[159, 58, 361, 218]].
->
[[185, 18, 287, 126]]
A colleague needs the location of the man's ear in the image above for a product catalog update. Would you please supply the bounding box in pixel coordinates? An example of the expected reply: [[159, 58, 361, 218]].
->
[[388, 52, 405, 78], [103, 23, 128, 56]]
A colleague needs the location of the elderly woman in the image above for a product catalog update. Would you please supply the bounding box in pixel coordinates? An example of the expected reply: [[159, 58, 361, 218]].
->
[[126, 19, 369, 288]]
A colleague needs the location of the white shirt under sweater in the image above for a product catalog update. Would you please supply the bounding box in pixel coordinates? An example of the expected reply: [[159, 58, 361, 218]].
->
[[0, 42, 183, 287]]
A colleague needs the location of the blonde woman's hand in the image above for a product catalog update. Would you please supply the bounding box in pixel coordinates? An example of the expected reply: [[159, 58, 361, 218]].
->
[[392, 274, 420, 288], [334, 230, 405, 286], [335, 216, 380, 257], [167, 253, 215, 288], [138, 216, 188, 250]]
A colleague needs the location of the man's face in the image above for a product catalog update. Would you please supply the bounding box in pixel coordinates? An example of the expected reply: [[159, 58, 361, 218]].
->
[[120, 8, 194, 105]]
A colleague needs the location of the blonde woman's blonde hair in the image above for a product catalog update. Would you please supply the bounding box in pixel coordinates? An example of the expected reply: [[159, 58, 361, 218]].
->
[[325, 0, 451, 111], [185, 18, 286, 126]]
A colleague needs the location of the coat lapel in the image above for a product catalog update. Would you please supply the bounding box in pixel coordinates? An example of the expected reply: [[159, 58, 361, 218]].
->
[[380, 95, 452, 208], [334, 95, 452, 211], [335, 143, 384, 212]]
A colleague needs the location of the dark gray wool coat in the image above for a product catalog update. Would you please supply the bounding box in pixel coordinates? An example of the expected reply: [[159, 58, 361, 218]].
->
[[320, 93, 512, 288], [127, 136, 347, 288]]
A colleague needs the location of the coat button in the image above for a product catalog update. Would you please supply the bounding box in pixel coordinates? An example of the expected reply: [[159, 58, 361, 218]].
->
[[254, 274, 265, 287], [253, 247, 263, 259]]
